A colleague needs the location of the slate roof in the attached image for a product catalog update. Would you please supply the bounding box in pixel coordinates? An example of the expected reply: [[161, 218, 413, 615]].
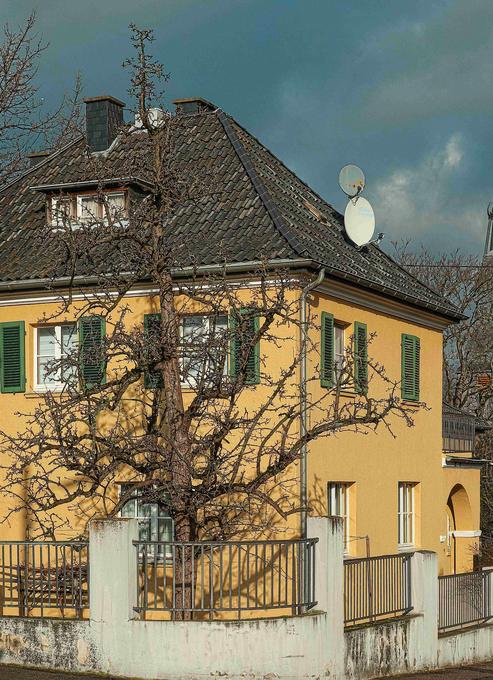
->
[[0, 100, 461, 321]]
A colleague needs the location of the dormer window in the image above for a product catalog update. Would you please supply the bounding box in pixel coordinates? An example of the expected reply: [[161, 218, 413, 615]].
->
[[49, 191, 127, 228], [51, 197, 74, 226], [78, 195, 99, 223]]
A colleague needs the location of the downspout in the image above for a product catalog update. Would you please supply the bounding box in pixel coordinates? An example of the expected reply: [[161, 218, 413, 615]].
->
[[300, 267, 326, 538]]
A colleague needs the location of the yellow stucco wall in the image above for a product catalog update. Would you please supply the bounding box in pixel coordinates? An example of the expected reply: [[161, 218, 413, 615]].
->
[[306, 286, 480, 575], [0, 278, 480, 575]]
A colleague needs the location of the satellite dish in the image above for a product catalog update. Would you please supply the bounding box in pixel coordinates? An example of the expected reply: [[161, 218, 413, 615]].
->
[[339, 164, 365, 197], [344, 197, 375, 247]]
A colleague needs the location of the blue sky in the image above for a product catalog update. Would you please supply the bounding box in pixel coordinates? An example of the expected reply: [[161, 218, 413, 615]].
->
[[1, 0, 491, 255]]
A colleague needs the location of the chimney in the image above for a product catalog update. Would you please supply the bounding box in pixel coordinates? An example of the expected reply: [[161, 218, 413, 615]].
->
[[173, 97, 216, 115], [27, 150, 51, 167], [83, 95, 125, 152]]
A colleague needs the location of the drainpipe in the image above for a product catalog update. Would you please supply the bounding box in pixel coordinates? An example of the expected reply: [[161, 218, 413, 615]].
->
[[300, 267, 326, 538]]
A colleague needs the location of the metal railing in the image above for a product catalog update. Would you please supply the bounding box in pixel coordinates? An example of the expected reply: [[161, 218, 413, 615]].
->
[[443, 405, 476, 452], [344, 553, 413, 627], [0, 541, 89, 617], [438, 570, 492, 632], [134, 538, 318, 619]]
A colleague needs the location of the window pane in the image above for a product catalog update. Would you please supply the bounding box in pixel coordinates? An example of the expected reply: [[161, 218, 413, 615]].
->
[[183, 316, 206, 340], [334, 326, 345, 378], [121, 498, 136, 518], [37, 328, 58, 385], [138, 520, 151, 542], [158, 517, 174, 543], [105, 193, 125, 220], [37, 357, 57, 385], [38, 327, 56, 357], [61, 324, 77, 382], [79, 196, 99, 222], [61, 324, 77, 354], [52, 198, 72, 226]]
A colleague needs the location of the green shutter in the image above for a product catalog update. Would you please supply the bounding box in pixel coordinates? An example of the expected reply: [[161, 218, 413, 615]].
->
[[79, 316, 106, 387], [401, 334, 420, 401], [144, 313, 163, 389], [230, 308, 260, 385], [354, 321, 368, 394], [0, 321, 25, 393], [320, 312, 334, 388]]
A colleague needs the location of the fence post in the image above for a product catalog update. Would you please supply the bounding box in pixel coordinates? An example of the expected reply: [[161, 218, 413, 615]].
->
[[307, 516, 345, 679], [409, 550, 438, 670], [89, 518, 139, 624]]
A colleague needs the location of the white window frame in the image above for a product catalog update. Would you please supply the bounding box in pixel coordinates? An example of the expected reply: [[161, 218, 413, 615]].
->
[[398, 482, 415, 550], [76, 194, 99, 223], [180, 313, 229, 388], [119, 484, 174, 558], [50, 196, 74, 227], [33, 324, 77, 392], [76, 192, 127, 225], [334, 324, 345, 382], [101, 192, 126, 224], [328, 482, 350, 555]]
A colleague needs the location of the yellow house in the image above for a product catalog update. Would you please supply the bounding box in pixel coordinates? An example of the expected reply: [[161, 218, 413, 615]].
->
[[0, 95, 480, 577]]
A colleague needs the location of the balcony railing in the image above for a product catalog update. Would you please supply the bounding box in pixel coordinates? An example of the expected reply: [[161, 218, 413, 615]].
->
[[443, 403, 476, 453]]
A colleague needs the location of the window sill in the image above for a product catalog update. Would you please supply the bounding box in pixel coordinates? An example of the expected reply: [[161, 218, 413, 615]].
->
[[397, 544, 415, 553], [25, 388, 68, 398]]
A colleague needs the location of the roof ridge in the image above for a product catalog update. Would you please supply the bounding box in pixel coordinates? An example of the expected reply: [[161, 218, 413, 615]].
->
[[0, 135, 84, 195], [228, 116, 339, 219], [216, 110, 309, 260]]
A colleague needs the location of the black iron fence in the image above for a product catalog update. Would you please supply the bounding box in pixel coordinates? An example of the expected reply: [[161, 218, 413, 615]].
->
[[134, 538, 318, 619], [438, 570, 492, 632], [344, 553, 413, 627], [0, 541, 89, 617]]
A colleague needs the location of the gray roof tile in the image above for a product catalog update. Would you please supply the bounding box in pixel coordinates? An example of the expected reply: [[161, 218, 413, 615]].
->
[[0, 105, 460, 320]]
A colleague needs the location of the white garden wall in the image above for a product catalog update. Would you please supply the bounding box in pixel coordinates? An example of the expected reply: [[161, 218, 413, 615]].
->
[[0, 517, 491, 680]]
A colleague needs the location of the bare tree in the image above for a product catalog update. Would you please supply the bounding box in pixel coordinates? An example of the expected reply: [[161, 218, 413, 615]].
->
[[0, 12, 84, 185], [0, 28, 421, 566]]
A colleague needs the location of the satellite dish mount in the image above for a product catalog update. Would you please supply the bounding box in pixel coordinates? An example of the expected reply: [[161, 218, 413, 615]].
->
[[338, 164, 382, 248]]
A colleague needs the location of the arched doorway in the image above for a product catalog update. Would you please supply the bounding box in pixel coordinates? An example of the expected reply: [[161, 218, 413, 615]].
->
[[446, 484, 473, 573]]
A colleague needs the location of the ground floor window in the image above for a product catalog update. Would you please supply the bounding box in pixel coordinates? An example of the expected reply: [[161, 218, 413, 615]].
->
[[120, 484, 174, 554], [398, 482, 415, 548], [328, 482, 351, 554]]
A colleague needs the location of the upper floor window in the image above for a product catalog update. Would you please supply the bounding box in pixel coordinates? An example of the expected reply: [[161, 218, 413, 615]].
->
[[401, 334, 420, 401], [334, 324, 345, 379], [77, 192, 125, 224], [35, 324, 77, 390], [49, 191, 126, 228], [181, 314, 228, 387], [321, 315, 367, 391]]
